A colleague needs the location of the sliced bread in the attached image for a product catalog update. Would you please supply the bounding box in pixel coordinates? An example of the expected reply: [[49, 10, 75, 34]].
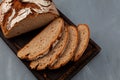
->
[[30, 26, 69, 70], [17, 18, 64, 61], [49, 26, 78, 69], [73, 24, 90, 61]]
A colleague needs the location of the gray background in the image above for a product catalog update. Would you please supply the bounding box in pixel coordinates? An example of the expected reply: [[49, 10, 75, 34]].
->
[[0, 0, 120, 80]]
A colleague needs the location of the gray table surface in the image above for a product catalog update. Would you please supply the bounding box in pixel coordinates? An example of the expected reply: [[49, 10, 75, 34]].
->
[[0, 0, 120, 80]]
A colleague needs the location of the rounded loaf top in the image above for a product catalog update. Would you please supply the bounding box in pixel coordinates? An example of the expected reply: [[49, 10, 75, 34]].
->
[[0, 0, 58, 30]]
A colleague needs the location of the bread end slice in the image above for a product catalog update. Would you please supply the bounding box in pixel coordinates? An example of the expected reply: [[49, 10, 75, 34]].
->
[[73, 24, 90, 61]]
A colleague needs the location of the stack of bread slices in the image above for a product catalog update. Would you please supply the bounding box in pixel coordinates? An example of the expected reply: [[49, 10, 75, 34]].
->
[[17, 18, 90, 70], [0, 0, 90, 70]]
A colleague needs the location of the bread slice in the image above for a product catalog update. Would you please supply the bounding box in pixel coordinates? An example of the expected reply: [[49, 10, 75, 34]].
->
[[0, 0, 59, 38], [50, 26, 78, 69], [17, 18, 64, 61], [30, 26, 69, 70], [73, 24, 90, 61]]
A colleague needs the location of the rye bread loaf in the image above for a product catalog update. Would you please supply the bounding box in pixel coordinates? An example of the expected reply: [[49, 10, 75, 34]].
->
[[73, 24, 90, 61], [0, 0, 59, 38], [17, 18, 64, 61], [30, 26, 68, 70], [50, 26, 78, 69]]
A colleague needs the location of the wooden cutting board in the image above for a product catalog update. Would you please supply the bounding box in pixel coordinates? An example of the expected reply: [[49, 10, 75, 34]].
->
[[0, 10, 101, 80]]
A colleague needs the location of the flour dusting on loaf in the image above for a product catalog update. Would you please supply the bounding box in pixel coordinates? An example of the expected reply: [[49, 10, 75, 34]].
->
[[22, 0, 51, 7], [9, 8, 32, 30], [0, 0, 59, 38], [1, 0, 12, 14]]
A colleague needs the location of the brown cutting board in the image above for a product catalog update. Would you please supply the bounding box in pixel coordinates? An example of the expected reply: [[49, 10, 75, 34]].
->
[[0, 10, 101, 80]]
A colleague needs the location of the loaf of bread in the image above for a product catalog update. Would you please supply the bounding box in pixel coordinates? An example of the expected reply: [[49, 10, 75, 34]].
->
[[17, 18, 64, 61], [0, 0, 59, 38]]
